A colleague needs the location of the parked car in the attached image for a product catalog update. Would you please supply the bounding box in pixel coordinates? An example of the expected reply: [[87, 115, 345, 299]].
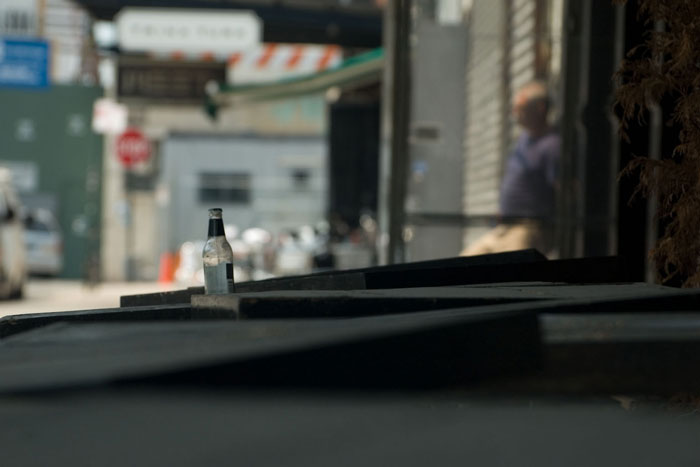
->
[[0, 168, 26, 298], [23, 208, 63, 277]]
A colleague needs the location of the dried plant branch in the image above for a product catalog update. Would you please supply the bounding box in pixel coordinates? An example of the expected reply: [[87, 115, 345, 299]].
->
[[614, 0, 700, 286]]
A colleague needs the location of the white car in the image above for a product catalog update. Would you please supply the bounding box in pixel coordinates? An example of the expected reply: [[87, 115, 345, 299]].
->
[[0, 169, 26, 299], [24, 208, 63, 277]]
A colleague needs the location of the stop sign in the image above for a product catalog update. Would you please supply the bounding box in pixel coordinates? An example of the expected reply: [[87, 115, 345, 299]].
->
[[116, 128, 150, 168]]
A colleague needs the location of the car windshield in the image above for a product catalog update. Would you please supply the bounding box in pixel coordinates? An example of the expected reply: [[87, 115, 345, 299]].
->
[[24, 217, 49, 232], [24, 212, 56, 232]]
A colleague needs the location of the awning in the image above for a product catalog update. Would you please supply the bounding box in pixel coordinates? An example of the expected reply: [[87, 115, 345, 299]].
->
[[207, 47, 383, 112]]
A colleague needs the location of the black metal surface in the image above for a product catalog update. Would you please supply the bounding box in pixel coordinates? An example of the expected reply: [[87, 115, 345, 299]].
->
[[192, 287, 541, 319], [120, 287, 204, 307], [236, 271, 368, 293], [236, 249, 550, 293], [120, 250, 549, 306], [363, 256, 629, 289], [0, 307, 539, 393], [12, 281, 695, 342], [0, 304, 229, 339], [192, 282, 686, 319], [7, 283, 700, 393]]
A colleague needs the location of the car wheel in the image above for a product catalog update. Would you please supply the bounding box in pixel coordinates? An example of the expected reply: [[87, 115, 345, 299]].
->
[[9, 280, 24, 300]]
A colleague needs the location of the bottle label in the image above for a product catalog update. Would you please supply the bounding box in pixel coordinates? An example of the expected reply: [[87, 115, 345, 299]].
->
[[208, 218, 225, 237], [204, 262, 234, 294]]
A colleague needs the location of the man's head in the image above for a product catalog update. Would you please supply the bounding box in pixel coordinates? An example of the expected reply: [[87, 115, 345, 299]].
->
[[512, 81, 550, 133]]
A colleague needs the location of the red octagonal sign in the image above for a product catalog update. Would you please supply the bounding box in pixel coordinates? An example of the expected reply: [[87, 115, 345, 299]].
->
[[116, 128, 150, 168]]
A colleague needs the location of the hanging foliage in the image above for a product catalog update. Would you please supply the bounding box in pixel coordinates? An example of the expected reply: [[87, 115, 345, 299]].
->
[[614, 0, 700, 286]]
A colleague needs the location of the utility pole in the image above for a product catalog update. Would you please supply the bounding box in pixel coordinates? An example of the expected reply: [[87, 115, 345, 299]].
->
[[378, 0, 412, 265]]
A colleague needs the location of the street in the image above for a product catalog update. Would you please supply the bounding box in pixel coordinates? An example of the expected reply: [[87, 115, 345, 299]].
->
[[0, 279, 181, 318]]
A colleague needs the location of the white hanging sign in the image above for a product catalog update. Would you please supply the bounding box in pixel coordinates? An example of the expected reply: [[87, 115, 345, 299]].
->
[[116, 8, 262, 56]]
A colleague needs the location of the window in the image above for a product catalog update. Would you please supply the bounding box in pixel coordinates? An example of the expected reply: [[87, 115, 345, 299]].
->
[[198, 172, 250, 204]]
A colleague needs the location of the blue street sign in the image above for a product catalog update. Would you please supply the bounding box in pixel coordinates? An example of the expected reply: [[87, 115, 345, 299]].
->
[[0, 38, 49, 88]]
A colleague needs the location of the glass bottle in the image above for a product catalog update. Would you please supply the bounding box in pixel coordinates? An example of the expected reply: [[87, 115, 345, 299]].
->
[[202, 208, 235, 294]]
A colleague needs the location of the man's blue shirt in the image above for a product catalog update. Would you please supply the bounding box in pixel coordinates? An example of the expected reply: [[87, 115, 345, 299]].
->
[[499, 129, 560, 219]]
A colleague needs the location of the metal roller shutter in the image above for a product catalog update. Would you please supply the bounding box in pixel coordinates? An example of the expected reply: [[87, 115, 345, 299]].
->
[[462, 0, 542, 248], [463, 0, 508, 246]]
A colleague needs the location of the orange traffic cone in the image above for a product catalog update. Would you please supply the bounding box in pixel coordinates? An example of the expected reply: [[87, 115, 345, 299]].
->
[[158, 252, 176, 283]]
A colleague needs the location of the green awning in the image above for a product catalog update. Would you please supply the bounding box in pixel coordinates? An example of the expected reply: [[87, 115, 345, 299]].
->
[[209, 47, 383, 108]]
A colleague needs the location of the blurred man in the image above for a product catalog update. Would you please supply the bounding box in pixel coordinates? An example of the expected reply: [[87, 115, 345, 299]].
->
[[461, 81, 560, 256]]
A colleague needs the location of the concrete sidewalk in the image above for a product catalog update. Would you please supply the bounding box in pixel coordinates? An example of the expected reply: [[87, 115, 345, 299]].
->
[[0, 279, 181, 317]]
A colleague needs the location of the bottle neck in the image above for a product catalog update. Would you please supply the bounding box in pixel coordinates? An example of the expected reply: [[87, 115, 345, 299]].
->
[[208, 218, 225, 237]]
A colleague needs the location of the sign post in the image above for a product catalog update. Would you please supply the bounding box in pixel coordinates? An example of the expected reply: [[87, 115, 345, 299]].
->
[[116, 128, 150, 168]]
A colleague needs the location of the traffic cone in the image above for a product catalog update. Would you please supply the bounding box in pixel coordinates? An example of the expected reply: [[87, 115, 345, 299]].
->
[[158, 252, 176, 283]]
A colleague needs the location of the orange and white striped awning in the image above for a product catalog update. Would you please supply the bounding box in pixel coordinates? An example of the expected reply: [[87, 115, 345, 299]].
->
[[227, 44, 342, 71], [152, 43, 343, 85], [227, 43, 343, 84], [210, 47, 383, 106]]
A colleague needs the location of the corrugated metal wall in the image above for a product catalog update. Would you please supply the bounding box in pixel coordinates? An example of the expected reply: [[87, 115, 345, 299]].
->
[[463, 1, 505, 233], [508, 0, 538, 139], [462, 0, 540, 247]]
